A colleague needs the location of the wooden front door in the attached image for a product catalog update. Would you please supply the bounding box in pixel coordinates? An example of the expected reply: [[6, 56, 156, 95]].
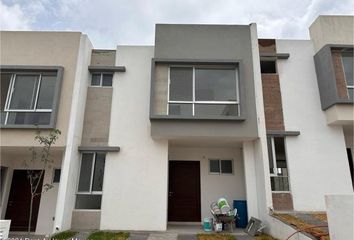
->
[[168, 161, 201, 222], [5, 170, 43, 231]]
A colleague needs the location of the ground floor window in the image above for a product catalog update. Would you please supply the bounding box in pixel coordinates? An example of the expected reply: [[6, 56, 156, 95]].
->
[[267, 136, 290, 191], [76, 152, 106, 209], [209, 159, 233, 174]]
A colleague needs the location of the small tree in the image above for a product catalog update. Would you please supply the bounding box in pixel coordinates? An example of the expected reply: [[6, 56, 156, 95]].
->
[[25, 128, 61, 234]]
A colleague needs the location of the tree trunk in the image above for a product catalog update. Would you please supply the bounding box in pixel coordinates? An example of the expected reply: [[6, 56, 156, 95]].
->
[[28, 195, 34, 234]]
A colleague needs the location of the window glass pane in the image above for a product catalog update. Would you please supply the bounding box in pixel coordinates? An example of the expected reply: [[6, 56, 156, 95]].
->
[[102, 74, 113, 86], [9, 75, 39, 109], [53, 169, 61, 183], [267, 137, 274, 174], [91, 74, 101, 86], [78, 153, 94, 192], [271, 176, 289, 191], [348, 88, 354, 99], [1, 73, 12, 111], [209, 160, 220, 173], [7, 112, 51, 125], [92, 153, 106, 191], [342, 52, 353, 86], [75, 194, 102, 209], [169, 67, 193, 101], [195, 68, 237, 101], [37, 75, 56, 109], [195, 104, 238, 116], [0, 112, 6, 125], [260, 61, 277, 73], [221, 160, 233, 174], [274, 137, 288, 176], [168, 103, 192, 116]]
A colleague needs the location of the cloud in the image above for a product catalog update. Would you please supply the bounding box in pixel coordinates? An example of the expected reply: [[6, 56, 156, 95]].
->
[[0, 1, 32, 30], [1, 0, 353, 48]]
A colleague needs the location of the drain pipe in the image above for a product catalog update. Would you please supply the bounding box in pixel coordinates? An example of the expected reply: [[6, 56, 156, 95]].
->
[[286, 225, 328, 240]]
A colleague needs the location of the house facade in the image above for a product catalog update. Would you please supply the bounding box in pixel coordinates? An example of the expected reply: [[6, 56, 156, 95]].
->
[[0, 15, 353, 235]]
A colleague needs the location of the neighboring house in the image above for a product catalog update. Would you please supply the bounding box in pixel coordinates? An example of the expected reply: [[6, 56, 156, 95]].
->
[[0, 15, 353, 235]]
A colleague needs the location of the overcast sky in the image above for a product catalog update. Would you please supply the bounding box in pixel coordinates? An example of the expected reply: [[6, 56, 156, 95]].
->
[[1, 0, 353, 48]]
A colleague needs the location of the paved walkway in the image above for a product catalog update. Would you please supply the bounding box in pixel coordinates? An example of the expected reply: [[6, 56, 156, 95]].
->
[[9, 229, 254, 240]]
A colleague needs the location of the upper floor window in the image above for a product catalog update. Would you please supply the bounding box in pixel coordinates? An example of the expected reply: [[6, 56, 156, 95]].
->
[[1, 68, 62, 127], [91, 73, 113, 87], [341, 52, 353, 99], [168, 66, 239, 117]]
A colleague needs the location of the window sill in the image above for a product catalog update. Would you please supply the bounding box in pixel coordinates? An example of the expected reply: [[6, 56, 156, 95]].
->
[[150, 115, 246, 121], [0, 124, 54, 129]]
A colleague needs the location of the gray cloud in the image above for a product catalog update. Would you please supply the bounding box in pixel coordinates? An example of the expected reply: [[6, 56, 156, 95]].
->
[[1, 0, 353, 48]]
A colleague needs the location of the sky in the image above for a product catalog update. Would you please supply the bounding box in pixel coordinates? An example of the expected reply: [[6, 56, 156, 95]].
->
[[1, 0, 353, 49]]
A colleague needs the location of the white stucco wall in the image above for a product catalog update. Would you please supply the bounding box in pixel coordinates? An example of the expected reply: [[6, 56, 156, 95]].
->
[[100, 46, 168, 231], [168, 146, 246, 221], [53, 34, 93, 233], [325, 194, 354, 240], [276, 39, 353, 211]]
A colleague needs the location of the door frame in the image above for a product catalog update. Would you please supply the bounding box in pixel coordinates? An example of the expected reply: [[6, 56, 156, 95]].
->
[[167, 160, 201, 222]]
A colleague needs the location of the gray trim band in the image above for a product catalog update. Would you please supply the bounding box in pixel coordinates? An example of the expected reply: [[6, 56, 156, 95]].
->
[[152, 58, 240, 65], [88, 66, 126, 73], [78, 146, 120, 152], [260, 53, 290, 59], [150, 115, 246, 121], [0, 65, 64, 129], [267, 131, 300, 137]]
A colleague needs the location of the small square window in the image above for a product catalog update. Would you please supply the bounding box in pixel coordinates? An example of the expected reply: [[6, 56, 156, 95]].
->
[[102, 74, 113, 86], [53, 169, 61, 183], [209, 160, 220, 174], [221, 160, 233, 174], [209, 159, 233, 174]]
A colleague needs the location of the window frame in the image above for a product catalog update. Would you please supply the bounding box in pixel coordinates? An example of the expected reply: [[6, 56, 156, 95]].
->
[[340, 52, 354, 98], [267, 136, 291, 193], [0, 66, 63, 129], [76, 152, 105, 195], [90, 73, 113, 87], [167, 66, 240, 116], [208, 159, 234, 175]]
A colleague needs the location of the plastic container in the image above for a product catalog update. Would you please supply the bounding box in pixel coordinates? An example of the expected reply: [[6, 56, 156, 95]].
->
[[203, 218, 213, 232], [218, 198, 231, 214], [233, 200, 248, 228]]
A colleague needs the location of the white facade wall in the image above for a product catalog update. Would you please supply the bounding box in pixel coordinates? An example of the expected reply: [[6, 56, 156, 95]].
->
[[100, 46, 168, 231], [53, 35, 93, 232], [168, 146, 246, 221], [276, 39, 353, 211], [250, 23, 273, 222], [325, 194, 354, 240]]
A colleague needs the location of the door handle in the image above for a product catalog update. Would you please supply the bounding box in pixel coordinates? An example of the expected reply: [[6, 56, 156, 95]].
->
[[169, 191, 173, 197]]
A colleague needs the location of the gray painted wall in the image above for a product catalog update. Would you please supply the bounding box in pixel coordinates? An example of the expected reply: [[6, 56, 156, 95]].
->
[[151, 24, 258, 139], [81, 87, 113, 146], [90, 50, 116, 66], [314, 45, 353, 110]]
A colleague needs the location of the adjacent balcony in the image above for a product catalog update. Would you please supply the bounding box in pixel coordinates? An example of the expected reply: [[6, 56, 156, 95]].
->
[[314, 45, 354, 125]]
